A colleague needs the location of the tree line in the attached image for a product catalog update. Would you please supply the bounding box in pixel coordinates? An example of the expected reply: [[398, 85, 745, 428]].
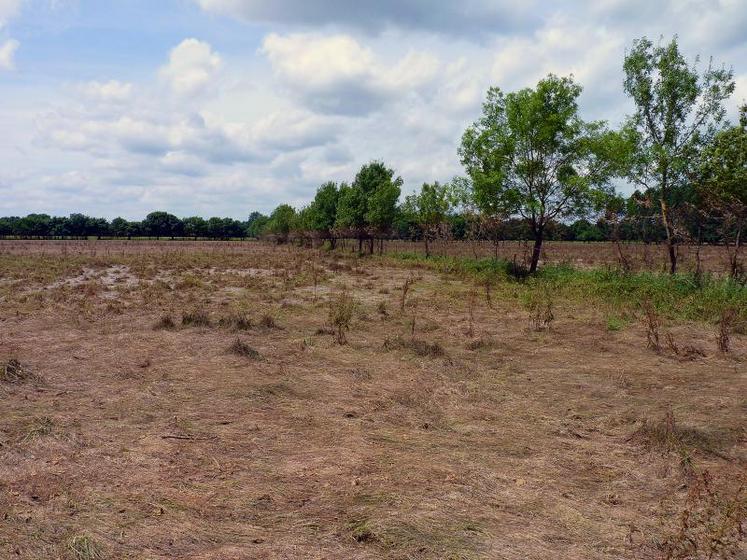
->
[[2, 37, 745, 275]]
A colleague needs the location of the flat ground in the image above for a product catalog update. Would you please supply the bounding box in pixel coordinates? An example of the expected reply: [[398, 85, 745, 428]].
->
[[1, 242, 745, 559]]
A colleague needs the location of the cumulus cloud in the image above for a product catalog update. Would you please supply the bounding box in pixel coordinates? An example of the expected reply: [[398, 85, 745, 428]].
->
[[0, 37, 18, 70], [261, 32, 439, 115], [160, 38, 222, 96], [79, 80, 133, 103], [194, 0, 537, 35]]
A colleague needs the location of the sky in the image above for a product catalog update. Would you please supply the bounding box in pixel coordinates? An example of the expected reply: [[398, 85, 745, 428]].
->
[[0, 0, 746, 220]]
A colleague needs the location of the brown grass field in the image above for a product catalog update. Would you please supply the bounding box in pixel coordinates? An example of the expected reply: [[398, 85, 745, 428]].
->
[[0, 241, 745, 559]]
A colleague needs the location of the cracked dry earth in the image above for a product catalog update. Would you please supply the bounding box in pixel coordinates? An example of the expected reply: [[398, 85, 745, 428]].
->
[[0, 242, 745, 559]]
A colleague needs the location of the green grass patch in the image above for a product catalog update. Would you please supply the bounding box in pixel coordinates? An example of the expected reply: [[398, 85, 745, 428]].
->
[[382, 252, 747, 323]]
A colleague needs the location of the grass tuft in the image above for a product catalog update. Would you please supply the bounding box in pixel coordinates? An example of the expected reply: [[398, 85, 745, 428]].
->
[[228, 338, 261, 359], [67, 535, 104, 560], [181, 310, 212, 328]]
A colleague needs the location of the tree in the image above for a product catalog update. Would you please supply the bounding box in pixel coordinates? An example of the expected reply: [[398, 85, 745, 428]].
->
[[336, 162, 402, 254], [142, 211, 183, 238], [403, 181, 451, 257], [266, 204, 296, 243], [696, 105, 747, 277], [307, 182, 340, 247], [246, 212, 269, 238], [460, 74, 621, 273], [183, 216, 208, 238], [622, 36, 734, 274]]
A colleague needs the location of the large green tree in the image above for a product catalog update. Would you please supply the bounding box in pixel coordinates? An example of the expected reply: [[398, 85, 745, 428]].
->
[[622, 36, 734, 273], [459, 74, 621, 273]]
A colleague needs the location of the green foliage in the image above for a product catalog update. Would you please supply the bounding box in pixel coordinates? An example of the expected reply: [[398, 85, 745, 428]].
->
[[266, 204, 297, 242], [403, 181, 452, 256], [697, 104, 747, 216], [622, 36, 735, 272], [143, 211, 183, 237], [459, 74, 621, 271], [335, 161, 402, 251], [307, 181, 340, 237]]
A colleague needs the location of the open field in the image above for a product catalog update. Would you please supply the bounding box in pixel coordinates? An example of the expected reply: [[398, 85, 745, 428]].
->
[[1, 241, 745, 559], [0, 238, 738, 276]]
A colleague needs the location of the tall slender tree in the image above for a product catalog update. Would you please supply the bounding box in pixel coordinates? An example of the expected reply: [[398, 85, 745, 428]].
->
[[622, 36, 734, 273]]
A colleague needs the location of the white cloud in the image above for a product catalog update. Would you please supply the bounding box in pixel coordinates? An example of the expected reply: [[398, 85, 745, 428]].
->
[[0, 38, 18, 70], [261, 32, 439, 115], [79, 80, 133, 103], [159, 38, 222, 96], [0, 0, 22, 28]]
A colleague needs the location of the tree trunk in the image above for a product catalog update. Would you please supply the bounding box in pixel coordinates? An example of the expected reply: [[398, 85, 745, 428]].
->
[[424, 236, 430, 258], [529, 229, 544, 274], [660, 191, 677, 274], [731, 220, 743, 278]]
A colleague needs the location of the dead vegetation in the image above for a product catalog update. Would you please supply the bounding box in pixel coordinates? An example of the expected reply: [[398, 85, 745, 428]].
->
[[1, 357, 40, 384], [0, 240, 745, 560]]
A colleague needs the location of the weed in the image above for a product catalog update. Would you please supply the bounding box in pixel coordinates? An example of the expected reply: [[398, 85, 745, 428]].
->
[[716, 307, 737, 353], [67, 535, 104, 560], [22, 416, 54, 442], [466, 337, 493, 351], [384, 335, 446, 358], [630, 410, 734, 462], [376, 300, 388, 317], [665, 332, 680, 355], [181, 310, 211, 328], [153, 315, 176, 330], [525, 287, 554, 331], [606, 316, 626, 331], [228, 338, 260, 359], [259, 313, 279, 329], [218, 313, 253, 331], [400, 275, 415, 312], [466, 288, 477, 337], [348, 518, 377, 543], [643, 300, 662, 352], [328, 290, 356, 345], [660, 471, 746, 560], [1, 357, 39, 384]]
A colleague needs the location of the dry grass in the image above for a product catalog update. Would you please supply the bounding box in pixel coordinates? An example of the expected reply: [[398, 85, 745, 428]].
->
[[0, 240, 745, 560]]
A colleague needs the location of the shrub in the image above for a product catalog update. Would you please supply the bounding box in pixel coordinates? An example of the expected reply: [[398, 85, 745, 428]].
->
[[328, 290, 356, 345], [525, 287, 554, 331]]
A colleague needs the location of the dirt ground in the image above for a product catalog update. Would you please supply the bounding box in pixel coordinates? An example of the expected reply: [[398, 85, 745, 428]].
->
[[0, 242, 745, 559]]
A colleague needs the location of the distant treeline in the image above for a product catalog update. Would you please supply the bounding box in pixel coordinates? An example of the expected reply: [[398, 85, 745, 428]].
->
[[0, 207, 734, 244]]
